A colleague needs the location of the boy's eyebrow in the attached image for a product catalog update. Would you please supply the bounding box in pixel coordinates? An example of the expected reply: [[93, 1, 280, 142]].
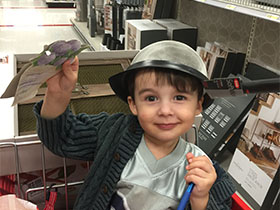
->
[[138, 88, 154, 95], [138, 88, 194, 95], [178, 89, 194, 95]]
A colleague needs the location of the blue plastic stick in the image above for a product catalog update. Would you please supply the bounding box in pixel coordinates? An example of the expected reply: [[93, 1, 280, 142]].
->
[[177, 182, 194, 210]]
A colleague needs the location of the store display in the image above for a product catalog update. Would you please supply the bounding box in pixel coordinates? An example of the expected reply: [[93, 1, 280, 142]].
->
[[198, 93, 256, 159], [103, 1, 144, 50], [228, 92, 280, 209]]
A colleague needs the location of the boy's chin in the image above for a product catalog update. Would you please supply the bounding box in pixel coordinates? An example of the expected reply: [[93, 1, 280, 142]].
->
[[145, 134, 181, 143]]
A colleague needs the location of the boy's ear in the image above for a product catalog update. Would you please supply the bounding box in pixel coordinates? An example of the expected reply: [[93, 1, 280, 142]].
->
[[195, 96, 204, 115], [127, 96, 138, 115]]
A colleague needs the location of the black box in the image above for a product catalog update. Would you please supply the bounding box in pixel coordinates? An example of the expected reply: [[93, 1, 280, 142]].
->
[[125, 19, 168, 50], [154, 19, 198, 50]]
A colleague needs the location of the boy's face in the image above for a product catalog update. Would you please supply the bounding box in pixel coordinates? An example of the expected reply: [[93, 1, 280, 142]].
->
[[128, 71, 203, 145]]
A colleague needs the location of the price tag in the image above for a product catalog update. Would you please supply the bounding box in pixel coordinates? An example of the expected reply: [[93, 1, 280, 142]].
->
[[266, 14, 279, 21], [225, 4, 236, 10]]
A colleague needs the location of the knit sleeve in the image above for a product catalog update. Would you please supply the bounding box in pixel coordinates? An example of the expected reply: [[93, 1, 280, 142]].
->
[[206, 161, 236, 210], [33, 100, 111, 161]]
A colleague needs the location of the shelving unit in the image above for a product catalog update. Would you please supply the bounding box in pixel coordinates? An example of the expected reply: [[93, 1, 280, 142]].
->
[[187, 0, 280, 73], [193, 0, 280, 23]]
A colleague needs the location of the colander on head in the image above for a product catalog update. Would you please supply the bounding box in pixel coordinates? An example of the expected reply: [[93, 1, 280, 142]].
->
[[109, 40, 211, 107]]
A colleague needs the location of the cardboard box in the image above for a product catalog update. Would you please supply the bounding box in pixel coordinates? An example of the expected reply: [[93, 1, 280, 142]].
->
[[153, 19, 198, 50], [125, 19, 168, 50]]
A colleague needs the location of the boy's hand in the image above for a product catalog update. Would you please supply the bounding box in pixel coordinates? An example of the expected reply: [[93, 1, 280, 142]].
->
[[41, 57, 79, 119], [184, 152, 217, 210], [46, 56, 79, 95]]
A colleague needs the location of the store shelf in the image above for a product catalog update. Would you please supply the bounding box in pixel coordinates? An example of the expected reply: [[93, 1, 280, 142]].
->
[[193, 0, 280, 23]]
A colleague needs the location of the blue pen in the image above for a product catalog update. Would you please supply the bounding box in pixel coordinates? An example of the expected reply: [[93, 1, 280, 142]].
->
[[177, 182, 194, 210]]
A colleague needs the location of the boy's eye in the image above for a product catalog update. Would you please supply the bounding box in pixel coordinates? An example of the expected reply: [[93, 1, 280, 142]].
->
[[145, 96, 157, 101], [175, 95, 186, 100]]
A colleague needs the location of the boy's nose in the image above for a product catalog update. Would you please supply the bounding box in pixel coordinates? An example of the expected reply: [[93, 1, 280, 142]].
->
[[158, 101, 174, 116]]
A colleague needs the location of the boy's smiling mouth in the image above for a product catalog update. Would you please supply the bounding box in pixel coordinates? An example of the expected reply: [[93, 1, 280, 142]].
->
[[155, 123, 178, 130]]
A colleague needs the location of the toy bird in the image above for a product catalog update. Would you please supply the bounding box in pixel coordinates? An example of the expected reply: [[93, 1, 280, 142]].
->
[[1, 40, 89, 105]]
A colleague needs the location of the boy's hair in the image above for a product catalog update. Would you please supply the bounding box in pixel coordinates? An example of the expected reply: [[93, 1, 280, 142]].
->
[[127, 67, 204, 101]]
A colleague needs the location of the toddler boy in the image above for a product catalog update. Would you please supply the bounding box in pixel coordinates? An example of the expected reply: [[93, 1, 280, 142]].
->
[[34, 40, 235, 210]]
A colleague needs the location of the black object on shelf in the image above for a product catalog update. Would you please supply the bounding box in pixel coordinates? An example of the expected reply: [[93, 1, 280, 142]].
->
[[102, 33, 112, 45], [112, 2, 118, 40], [118, 4, 125, 35], [106, 36, 112, 49], [116, 43, 124, 50], [46, 0, 75, 8], [89, 16, 97, 37], [88, 0, 97, 37], [109, 38, 121, 50]]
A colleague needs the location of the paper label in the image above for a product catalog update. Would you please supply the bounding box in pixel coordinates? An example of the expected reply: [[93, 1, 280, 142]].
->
[[266, 14, 279, 21], [225, 4, 236, 10]]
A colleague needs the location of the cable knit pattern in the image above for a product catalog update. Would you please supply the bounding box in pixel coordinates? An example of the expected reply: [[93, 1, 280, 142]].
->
[[33, 101, 235, 210]]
